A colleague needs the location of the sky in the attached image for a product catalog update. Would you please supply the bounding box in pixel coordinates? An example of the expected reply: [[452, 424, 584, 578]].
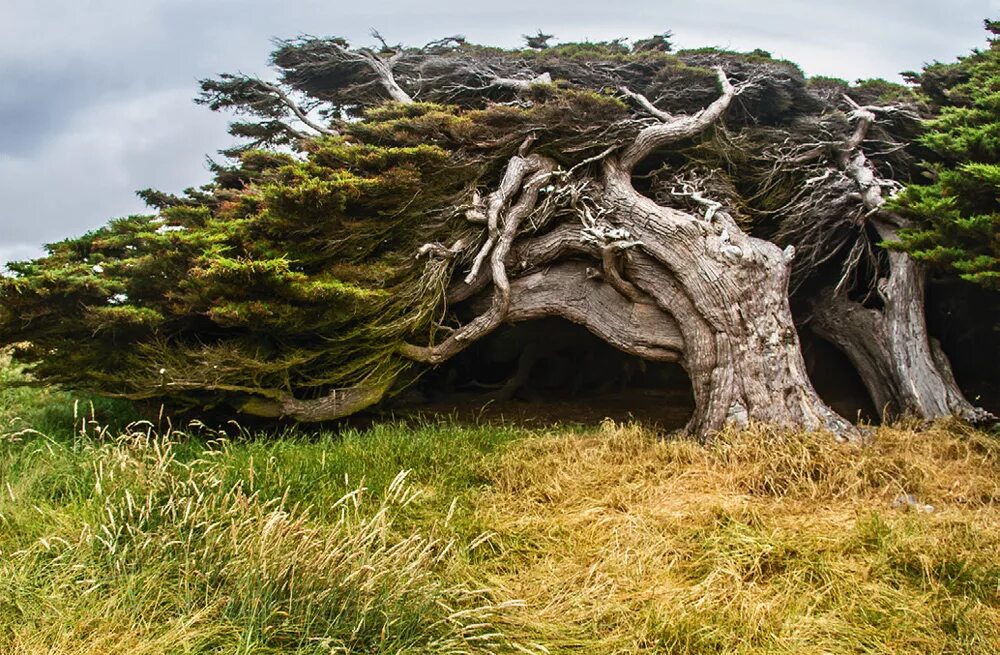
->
[[2, 0, 998, 268]]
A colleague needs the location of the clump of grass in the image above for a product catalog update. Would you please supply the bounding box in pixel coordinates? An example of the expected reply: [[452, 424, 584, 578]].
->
[[477, 420, 1000, 653], [0, 423, 531, 654]]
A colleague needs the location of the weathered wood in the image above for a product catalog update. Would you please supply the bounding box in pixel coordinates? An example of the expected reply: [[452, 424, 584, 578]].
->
[[603, 161, 853, 438], [811, 220, 992, 423], [471, 260, 683, 362], [807, 97, 988, 423], [239, 380, 391, 421], [401, 154, 555, 364]]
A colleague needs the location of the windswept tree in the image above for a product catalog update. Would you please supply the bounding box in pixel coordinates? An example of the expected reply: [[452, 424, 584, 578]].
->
[[889, 20, 1000, 289], [0, 30, 989, 438]]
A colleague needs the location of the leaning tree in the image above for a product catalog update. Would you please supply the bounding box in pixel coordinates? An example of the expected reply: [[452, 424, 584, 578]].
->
[[0, 30, 989, 438]]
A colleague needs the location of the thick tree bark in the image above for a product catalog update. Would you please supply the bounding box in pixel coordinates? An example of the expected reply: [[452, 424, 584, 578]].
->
[[808, 98, 990, 423], [601, 161, 853, 437], [401, 68, 855, 439], [472, 260, 683, 362], [547, 67, 852, 437], [811, 219, 991, 423]]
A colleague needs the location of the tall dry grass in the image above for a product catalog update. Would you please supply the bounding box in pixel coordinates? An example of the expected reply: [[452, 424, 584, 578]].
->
[[475, 420, 1000, 653]]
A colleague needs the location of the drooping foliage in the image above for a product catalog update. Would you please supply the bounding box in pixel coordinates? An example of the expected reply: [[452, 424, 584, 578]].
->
[[0, 138, 473, 410], [0, 29, 979, 421], [889, 20, 1000, 289]]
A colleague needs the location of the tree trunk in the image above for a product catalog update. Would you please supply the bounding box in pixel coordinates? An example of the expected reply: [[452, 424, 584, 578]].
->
[[401, 67, 857, 440], [811, 218, 992, 423], [600, 160, 853, 437], [806, 98, 989, 424]]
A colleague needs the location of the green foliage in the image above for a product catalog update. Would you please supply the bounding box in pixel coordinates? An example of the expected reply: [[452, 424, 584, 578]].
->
[[0, 76, 644, 413], [0, 135, 469, 411], [889, 21, 1000, 288], [850, 77, 922, 105]]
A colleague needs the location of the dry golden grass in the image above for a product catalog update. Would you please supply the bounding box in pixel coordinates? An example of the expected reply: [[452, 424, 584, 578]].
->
[[2, 356, 998, 655], [474, 420, 1000, 653]]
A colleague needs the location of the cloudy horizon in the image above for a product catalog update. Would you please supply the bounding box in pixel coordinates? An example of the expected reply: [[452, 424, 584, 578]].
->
[[2, 0, 998, 268]]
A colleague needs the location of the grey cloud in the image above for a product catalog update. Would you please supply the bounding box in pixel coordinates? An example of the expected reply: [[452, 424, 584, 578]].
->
[[1, 87, 230, 263], [0, 66, 132, 155], [1, 0, 997, 268]]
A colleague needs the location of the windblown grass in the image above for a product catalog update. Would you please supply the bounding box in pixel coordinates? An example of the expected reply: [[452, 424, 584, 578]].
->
[[1, 356, 536, 653], [475, 420, 1000, 653], [0, 422, 532, 654], [2, 354, 998, 653]]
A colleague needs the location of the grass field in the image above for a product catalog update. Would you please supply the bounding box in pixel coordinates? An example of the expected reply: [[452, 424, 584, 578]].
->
[[2, 355, 999, 654]]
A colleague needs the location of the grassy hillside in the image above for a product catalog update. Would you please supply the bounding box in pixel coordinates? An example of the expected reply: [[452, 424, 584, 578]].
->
[[2, 356, 999, 654]]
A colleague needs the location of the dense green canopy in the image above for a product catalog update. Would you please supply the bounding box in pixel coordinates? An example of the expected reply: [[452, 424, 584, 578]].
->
[[0, 137, 473, 409], [889, 20, 1000, 289]]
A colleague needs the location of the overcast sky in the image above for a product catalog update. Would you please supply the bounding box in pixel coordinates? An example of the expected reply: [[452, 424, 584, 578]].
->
[[2, 0, 998, 268]]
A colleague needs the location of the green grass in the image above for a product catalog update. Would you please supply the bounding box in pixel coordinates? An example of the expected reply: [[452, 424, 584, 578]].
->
[[1, 357, 532, 653], [2, 354, 999, 653]]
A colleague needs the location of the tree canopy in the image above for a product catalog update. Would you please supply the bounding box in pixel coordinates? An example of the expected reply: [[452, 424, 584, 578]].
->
[[888, 19, 1000, 289], [0, 28, 993, 434]]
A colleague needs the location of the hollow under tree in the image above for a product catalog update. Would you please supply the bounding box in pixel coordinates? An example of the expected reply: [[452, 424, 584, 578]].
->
[[0, 32, 987, 438], [720, 80, 993, 423]]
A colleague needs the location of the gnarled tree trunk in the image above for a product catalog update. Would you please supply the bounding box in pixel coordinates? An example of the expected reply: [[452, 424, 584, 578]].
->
[[402, 68, 855, 439], [601, 160, 851, 436], [811, 220, 990, 422], [808, 100, 990, 423]]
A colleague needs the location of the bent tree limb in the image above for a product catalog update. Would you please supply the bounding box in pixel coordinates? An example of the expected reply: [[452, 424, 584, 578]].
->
[[809, 97, 990, 423], [604, 68, 853, 437], [403, 67, 855, 439], [471, 260, 683, 362], [238, 380, 392, 421], [400, 151, 556, 364], [257, 80, 340, 136]]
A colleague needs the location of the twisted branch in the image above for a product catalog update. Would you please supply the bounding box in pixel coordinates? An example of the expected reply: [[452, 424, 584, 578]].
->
[[257, 80, 339, 136], [620, 67, 737, 171], [400, 153, 556, 363]]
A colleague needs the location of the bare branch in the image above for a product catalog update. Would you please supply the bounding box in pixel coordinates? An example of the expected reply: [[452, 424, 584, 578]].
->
[[416, 236, 471, 259], [490, 71, 553, 92], [356, 47, 414, 103], [466, 140, 542, 284], [601, 245, 652, 305], [257, 80, 338, 136], [400, 154, 556, 363], [667, 182, 723, 222], [620, 67, 736, 171], [240, 379, 391, 421], [618, 85, 673, 121]]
